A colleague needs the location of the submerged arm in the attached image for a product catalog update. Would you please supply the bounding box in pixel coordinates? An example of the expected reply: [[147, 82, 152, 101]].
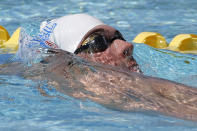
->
[[1, 49, 197, 121], [72, 67, 197, 121], [38, 50, 197, 121]]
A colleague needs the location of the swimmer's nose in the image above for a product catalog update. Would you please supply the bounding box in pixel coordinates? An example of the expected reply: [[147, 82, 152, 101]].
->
[[109, 39, 133, 58]]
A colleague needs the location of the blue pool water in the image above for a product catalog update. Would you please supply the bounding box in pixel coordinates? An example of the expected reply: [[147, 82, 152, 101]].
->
[[1, 0, 197, 130]]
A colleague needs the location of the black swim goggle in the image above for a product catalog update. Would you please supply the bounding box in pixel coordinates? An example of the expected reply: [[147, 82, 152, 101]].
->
[[74, 30, 125, 54]]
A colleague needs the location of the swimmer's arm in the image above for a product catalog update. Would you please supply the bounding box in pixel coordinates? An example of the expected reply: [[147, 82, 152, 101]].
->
[[1, 49, 196, 121], [40, 50, 197, 121], [69, 69, 197, 121], [138, 76, 197, 121]]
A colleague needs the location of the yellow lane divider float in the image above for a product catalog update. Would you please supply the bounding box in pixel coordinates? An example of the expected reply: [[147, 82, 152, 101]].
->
[[133, 32, 197, 54], [133, 32, 168, 49], [0, 25, 197, 54], [168, 34, 197, 54], [0, 25, 21, 53], [0, 25, 10, 45]]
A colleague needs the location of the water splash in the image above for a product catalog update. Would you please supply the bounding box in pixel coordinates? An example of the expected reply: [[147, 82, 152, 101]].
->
[[15, 28, 49, 66]]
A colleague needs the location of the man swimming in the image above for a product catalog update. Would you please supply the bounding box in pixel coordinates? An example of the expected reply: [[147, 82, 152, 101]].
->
[[32, 13, 140, 73], [1, 14, 197, 121]]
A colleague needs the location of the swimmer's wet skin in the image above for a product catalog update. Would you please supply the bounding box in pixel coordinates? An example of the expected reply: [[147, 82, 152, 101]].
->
[[1, 49, 197, 122], [1, 14, 197, 121], [0, 14, 141, 72]]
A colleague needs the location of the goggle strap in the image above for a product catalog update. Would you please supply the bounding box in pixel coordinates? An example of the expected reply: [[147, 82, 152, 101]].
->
[[74, 43, 90, 54]]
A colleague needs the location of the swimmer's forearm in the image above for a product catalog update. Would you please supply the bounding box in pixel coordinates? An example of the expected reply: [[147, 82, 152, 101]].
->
[[75, 70, 197, 121], [139, 76, 197, 121]]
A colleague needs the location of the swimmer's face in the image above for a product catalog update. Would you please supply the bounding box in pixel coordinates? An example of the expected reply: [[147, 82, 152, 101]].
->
[[75, 25, 141, 73]]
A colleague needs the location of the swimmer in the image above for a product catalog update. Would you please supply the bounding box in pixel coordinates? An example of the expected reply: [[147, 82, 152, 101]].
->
[[30, 13, 141, 73], [1, 14, 197, 121]]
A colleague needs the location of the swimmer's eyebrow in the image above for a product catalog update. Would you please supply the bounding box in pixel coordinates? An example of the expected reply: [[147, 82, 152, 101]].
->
[[109, 30, 126, 43]]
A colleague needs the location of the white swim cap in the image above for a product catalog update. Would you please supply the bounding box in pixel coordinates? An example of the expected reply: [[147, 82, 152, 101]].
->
[[40, 14, 104, 53]]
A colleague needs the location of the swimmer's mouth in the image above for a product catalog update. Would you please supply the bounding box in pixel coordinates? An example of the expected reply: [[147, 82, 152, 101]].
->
[[78, 52, 141, 73], [126, 56, 141, 73], [128, 64, 141, 73]]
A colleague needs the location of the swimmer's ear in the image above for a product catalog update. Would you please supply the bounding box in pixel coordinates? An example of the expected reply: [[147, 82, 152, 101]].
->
[[47, 48, 61, 54], [133, 32, 167, 49], [47, 48, 74, 57]]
